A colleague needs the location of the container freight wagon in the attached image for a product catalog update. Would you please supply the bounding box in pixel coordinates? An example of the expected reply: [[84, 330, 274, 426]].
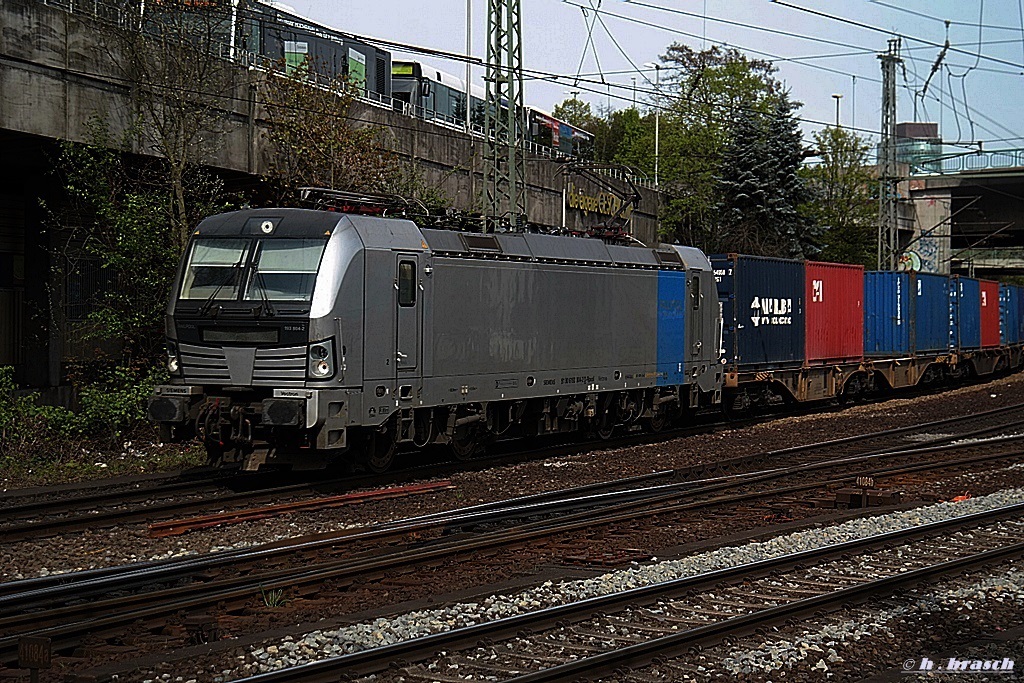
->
[[914, 272, 951, 353], [805, 261, 863, 364], [950, 276, 982, 351], [980, 280, 1001, 348], [712, 254, 804, 372], [713, 254, 864, 406], [864, 271, 910, 356], [1001, 283, 1024, 345]]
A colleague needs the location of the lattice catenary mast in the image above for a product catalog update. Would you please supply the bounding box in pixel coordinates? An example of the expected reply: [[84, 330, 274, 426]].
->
[[484, 0, 526, 232], [878, 38, 903, 270]]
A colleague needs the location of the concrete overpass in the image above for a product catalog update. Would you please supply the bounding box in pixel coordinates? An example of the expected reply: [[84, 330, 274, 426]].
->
[[0, 0, 663, 390], [904, 148, 1024, 278]]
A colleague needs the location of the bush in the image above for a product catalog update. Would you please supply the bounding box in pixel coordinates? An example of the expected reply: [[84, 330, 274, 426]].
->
[[0, 364, 172, 480]]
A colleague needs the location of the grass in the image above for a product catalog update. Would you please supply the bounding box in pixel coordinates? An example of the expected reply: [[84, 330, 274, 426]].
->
[[0, 430, 207, 490]]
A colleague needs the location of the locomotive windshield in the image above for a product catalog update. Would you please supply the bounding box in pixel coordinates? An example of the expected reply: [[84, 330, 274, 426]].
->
[[178, 237, 327, 302], [243, 239, 326, 302], [179, 239, 250, 300]]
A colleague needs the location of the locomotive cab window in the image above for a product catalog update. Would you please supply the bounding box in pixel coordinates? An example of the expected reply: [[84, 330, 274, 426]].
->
[[179, 239, 250, 300], [244, 239, 327, 302], [691, 275, 702, 309], [398, 261, 416, 306]]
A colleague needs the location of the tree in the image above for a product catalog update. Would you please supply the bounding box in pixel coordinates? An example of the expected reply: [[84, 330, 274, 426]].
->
[[261, 61, 426, 205], [552, 98, 597, 130], [49, 119, 232, 360], [652, 45, 797, 250], [103, 1, 242, 250], [799, 127, 877, 267]]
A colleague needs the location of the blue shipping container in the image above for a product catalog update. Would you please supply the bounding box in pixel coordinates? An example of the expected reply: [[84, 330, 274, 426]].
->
[[951, 276, 982, 350], [712, 254, 805, 370], [864, 271, 911, 356], [1002, 284, 1023, 345], [914, 272, 951, 353]]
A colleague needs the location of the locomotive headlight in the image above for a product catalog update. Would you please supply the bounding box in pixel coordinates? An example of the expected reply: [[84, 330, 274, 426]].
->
[[166, 342, 181, 375], [307, 339, 336, 379]]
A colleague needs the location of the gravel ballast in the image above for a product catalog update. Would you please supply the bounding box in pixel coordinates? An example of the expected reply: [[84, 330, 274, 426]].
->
[[236, 486, 1024, 677]]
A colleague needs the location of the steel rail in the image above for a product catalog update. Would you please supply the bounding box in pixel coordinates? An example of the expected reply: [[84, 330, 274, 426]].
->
[[3, 400, 1021, 544], [1, 438, 1021, 663], [4, 425, 1018, 613], [230, 501, 1024, 683]]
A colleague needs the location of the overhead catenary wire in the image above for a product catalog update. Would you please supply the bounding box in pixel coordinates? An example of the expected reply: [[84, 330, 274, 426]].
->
[[770, 0, 1024, 71], [557, 0, 1013, 148], [244, 0, 1018, 149], [54, 2, 1024, 167], [868, 0, 1023, 33]]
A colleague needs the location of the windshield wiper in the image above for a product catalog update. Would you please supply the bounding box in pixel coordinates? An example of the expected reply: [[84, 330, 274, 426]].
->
[[252, 267, 277, 318], [198, 256, 245, 317]]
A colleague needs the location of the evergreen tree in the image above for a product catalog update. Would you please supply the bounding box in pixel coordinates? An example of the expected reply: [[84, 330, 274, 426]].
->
[[712, 95, 810, 257]]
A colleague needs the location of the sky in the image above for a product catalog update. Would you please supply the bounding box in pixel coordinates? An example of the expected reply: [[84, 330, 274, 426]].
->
[[282, 0, 1024, 150]]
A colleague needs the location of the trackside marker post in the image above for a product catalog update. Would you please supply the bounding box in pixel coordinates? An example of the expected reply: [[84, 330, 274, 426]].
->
[[18, 636, 51, 683]]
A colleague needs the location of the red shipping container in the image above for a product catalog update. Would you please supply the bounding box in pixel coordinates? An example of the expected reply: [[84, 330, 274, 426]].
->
[[805, 261, 864, 363], [980, 279, 1001, 347]]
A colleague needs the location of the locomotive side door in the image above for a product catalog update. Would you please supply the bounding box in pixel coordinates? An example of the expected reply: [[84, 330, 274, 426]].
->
[[395, 253, 421, 389], [688, 270, 705, 357]]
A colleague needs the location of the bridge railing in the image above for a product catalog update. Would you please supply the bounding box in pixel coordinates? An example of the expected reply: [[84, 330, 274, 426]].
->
[[908, 148, 1024, 176]]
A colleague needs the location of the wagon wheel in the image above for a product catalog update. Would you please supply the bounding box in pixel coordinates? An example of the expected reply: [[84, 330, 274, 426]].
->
[[363, 416, 398, 473]]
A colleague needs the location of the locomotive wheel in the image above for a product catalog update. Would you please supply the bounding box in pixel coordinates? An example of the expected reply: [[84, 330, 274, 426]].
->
[[363, 417, 398, 473], [645, 410, 670, 433], [449, 426, 481, 461]]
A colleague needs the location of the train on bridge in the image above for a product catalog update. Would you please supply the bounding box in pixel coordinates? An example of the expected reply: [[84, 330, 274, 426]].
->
[[147, 207, 1024, 472], [183, 0, 595, 157]]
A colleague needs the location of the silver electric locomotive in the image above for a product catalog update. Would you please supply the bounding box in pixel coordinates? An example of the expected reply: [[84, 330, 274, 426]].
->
[[149, 208, 723, 471]]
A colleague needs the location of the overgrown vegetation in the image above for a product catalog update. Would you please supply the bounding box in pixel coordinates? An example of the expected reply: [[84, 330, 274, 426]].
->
[[0, 366, 204, 487], [260, 59, 451, 214]]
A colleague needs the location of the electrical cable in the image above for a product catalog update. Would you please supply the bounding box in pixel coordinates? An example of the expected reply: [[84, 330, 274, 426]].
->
[[771, 0, 1024, 70], [558, 0, 1013, 148], [573, 2, 602, 88], [52, 2, 1024, 163], [868, 1, 1022, 32], [622, 0, 877, 53]]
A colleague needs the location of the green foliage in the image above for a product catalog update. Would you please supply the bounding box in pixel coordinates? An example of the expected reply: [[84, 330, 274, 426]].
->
[[552, 98, 595, 130], [260, 586, 287, 608], [799, 127, 878, 267], [654, 45, 802, 251], [0, 363, 196, 486], [51, 117, 234, 360], [0, 364, 166, 451], [712, 97, 815, 257], [556, 45, 813, 257], [76, 364, 170, 437]]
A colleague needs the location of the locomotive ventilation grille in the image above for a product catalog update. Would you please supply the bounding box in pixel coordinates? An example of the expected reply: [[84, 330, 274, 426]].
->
[[179, 342, 308, 387]]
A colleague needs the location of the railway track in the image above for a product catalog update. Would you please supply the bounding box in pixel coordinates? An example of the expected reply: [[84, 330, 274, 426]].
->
[[233, 502, 1024, 683], [2, 424, 1022, 673], [3, 400, 1023, 544]]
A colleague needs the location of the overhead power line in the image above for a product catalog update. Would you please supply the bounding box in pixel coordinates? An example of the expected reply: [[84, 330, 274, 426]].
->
[[771, 1, 1024, 70]]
